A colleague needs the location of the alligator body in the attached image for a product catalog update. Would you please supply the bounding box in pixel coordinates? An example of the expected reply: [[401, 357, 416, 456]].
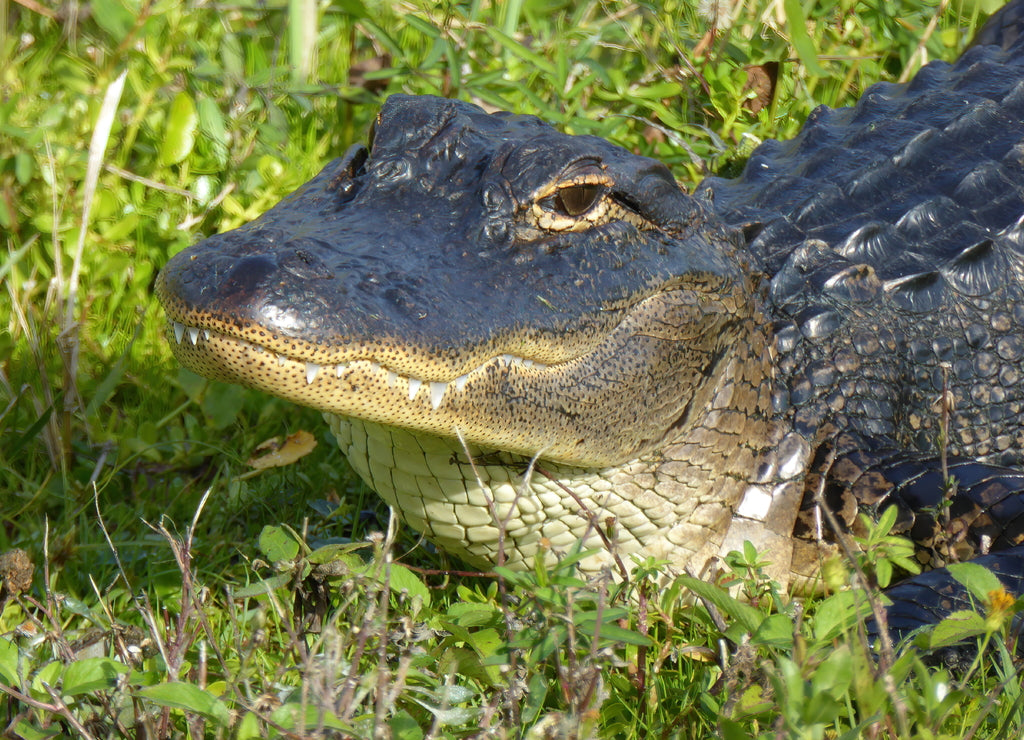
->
[[158, 15, 1024, 628]]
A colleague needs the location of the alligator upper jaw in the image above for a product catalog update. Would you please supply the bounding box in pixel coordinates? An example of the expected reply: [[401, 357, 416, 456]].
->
[[159, 261, 757, 471]]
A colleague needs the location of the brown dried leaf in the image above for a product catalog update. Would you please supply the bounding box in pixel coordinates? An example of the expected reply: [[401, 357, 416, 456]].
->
[[247, 430, 318, 469]]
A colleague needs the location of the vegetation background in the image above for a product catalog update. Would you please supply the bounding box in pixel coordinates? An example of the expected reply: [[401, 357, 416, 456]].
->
[[2, 0, 1021, 737]]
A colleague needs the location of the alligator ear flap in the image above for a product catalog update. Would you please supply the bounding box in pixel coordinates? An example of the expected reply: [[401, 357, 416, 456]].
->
[[612, 159, 705, 234]]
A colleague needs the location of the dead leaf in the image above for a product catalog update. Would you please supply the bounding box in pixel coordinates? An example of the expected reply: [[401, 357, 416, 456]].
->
[[247, 430, 318, 469]]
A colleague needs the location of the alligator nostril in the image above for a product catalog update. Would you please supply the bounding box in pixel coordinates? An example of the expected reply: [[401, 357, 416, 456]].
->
[[330, 143, 369, 203], [222, 254, 278, 296]]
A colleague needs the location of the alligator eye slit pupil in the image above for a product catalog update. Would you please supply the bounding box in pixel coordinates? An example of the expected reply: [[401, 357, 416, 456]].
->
[[555, 183, 602, 216]]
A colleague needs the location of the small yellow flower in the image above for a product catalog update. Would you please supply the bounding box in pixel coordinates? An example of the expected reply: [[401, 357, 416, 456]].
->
[[985, 587, 1017, 632]]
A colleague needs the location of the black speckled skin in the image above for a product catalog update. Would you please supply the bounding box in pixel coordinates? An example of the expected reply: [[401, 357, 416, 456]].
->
[[702, 30, 1024, 642], [702, 37, 1024, 468]]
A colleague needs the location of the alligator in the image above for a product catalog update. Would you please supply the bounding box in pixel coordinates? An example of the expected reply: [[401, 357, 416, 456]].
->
[[157, 8, 1024, 637]]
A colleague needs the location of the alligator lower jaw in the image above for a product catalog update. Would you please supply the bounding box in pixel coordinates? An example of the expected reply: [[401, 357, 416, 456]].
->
[[167, 319, 546, 411], [164, 318, 617, 465]]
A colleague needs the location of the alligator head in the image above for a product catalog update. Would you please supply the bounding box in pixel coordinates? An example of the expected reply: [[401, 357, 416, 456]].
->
[[157, 95, 779, 574]]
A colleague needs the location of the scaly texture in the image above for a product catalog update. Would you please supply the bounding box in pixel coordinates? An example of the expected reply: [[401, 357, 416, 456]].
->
[[157, 13, 1024, 625]]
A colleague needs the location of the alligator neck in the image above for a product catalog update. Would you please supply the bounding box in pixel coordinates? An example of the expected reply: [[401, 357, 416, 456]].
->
[[325, 302, 782, 579]]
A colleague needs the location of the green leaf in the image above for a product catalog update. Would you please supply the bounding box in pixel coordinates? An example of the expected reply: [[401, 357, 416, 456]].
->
[[812, 591, 871, 641], [159, 92, 198, 166], [91, 0, 137, 41], [271, 702, 348, 731], [587, 621, 653, 647], [391, 709, 424, 740], [306, 542, 364, 565], [137, 682, 230, 726], [258, 525, 301, 562], [752, 612, 795, 648], [9, 720, 60, 740], [947, 561, 1004, 604], [783, 0, 828, 77], [810, 646, 853, 699], [197, 96, 229, 167], [928, 610, 987, 650], [386, 563, 431, 607], [231, 573, 293, 598], [677, 576, 764, 633], [62, 657, 130, 695], [0, 638, 19, 685]]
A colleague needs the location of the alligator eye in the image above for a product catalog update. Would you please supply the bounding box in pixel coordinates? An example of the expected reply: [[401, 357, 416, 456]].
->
[[554, 183, 603, 217]]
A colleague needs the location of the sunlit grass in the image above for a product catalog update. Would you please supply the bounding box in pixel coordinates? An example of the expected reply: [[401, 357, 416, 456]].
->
[[2, 0, 1021, 737]]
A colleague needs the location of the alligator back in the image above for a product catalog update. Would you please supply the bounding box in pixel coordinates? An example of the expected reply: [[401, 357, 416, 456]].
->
[[701, 38, 1024, 468]]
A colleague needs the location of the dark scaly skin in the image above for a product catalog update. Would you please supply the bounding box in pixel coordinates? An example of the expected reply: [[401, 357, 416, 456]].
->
[[158, 9, 1024, 633]]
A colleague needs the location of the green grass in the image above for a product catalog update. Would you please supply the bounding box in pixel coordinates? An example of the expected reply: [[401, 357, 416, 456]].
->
[[2, 0, 1023, 737]]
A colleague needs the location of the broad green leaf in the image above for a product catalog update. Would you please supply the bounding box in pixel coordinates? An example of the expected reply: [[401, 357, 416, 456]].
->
[[258, 525, 301, 562], [91, 0, 136, 40], [386, 563, 431, 607], [0, 638, 18, 685], [62, 657, 130, 695], [31, 661, 62, 703], [391, 709, 424, 740], [159, 92, 198, 166], [928, 610, 987, 650], [445, 602, 498, 627], [811, 646, 854, 699], [306, 542, 365, 565], [947, 561, 1004, 604], [9, 720, 60, 740], [812, 591, 871, 641], [137, 682, 230, 726], [752, 612, 795, 648]]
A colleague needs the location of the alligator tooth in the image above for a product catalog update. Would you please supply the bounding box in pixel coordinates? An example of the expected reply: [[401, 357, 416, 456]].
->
[[187, 326, 200, 345], [336, 364, 344, 378], [454, 374, 469, 392], [202, 329, 211, 341], [408, 378, 422, 400], [277, 354, 286, 367], [305, 363, 320, 385], [173, 322, 185, 344], [501, 354, 515, 365], [387, 371, 398, 388], [521, 359, 534, 368], [429, 382, 445, 409], [369, 362, 381, 372]]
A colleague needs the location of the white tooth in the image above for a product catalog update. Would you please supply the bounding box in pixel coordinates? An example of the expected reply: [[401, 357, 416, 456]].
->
[[408, 378, 422, 400], [336, 364, 344, 378], [429, 382, 445, 409], [173, 322, 185, 344], [501, 354, 515, 365], [305, 363, 320, 385], [521, 359, 534, 368], [202, 329, 211, 341], [387, 371, 398, 388], [187, 326, 200, 345], [369, 362, 381, 372], [277, 354, 286, 367], [253, 345, 263, 353], [454, 374, 468, 392]]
